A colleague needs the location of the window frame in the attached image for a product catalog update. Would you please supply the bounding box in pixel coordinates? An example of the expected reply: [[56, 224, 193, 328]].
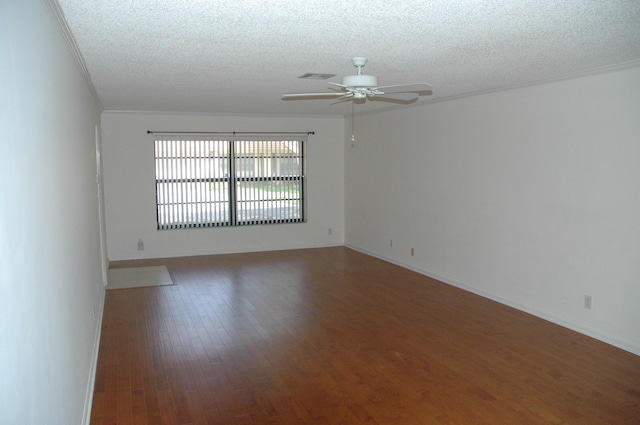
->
[[154, 136, 306, 230]]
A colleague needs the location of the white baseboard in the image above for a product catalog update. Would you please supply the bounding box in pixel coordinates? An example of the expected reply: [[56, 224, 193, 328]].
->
[[109, 242, 345, 262], [345, 244, 640, 357], [81, 286, 106, 425]]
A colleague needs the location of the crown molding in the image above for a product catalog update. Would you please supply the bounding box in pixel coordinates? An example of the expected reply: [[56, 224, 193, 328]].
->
[[44, 0, 100, 103]]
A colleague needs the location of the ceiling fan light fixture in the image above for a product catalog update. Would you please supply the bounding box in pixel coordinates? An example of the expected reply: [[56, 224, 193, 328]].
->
[[282, 57, 432, 105], [342, 74, 378, 88]]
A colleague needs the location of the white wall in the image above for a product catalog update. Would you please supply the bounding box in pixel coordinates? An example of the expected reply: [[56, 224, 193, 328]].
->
[[345, 65, 640, 355], [101, 112, 345, 260], [0, 1, 105, 424]]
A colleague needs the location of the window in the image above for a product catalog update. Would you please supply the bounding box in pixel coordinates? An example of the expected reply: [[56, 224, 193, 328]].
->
[[154, 138, 305, 229]]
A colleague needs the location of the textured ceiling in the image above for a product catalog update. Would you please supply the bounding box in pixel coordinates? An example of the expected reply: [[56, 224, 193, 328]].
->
[[56, 0, 640, 116]]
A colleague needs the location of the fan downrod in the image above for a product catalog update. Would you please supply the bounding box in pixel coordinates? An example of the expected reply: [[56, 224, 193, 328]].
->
[[351, 57, 368, 74]]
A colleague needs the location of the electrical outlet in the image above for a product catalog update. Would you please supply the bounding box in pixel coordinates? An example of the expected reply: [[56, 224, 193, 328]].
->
[[411, 248, 415, 256], [328, 228, 332, 235], [390, 239, 393, 248], [584, 295, 592, 310], [137, 238, 144, 251]]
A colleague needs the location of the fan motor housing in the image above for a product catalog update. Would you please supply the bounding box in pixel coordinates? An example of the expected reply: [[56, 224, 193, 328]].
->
[[342, 74, 378, 88]]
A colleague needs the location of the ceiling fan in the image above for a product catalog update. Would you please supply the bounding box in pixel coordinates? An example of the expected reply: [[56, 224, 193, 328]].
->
[[282, 57, 433, 104]]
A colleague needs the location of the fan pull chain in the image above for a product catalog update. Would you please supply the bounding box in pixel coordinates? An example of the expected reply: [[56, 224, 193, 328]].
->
[[351, 102, 355, 147]]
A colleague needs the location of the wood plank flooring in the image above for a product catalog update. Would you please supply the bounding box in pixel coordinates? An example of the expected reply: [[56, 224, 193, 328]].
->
[[90, 247, 640, 424]]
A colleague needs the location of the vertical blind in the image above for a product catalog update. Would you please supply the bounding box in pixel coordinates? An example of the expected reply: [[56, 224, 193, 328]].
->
[[154, 138, 305, 229]]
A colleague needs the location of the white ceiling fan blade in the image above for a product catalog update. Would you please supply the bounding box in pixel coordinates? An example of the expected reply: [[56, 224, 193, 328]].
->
[[377, 92, 419, 100], [328, 82, 348, 90], [370, 94, 419, 104], [374, 92, 419, 101], [376, 83, 433, 94], [282, 92, 345, 100], [330, 92, 356, 105]]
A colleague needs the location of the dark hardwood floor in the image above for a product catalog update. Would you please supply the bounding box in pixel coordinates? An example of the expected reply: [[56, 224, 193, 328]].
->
[[90, 247, 640, 424]]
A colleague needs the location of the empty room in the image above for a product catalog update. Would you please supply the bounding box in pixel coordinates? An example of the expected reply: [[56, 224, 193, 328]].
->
[[2, 1, 640, 424]]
